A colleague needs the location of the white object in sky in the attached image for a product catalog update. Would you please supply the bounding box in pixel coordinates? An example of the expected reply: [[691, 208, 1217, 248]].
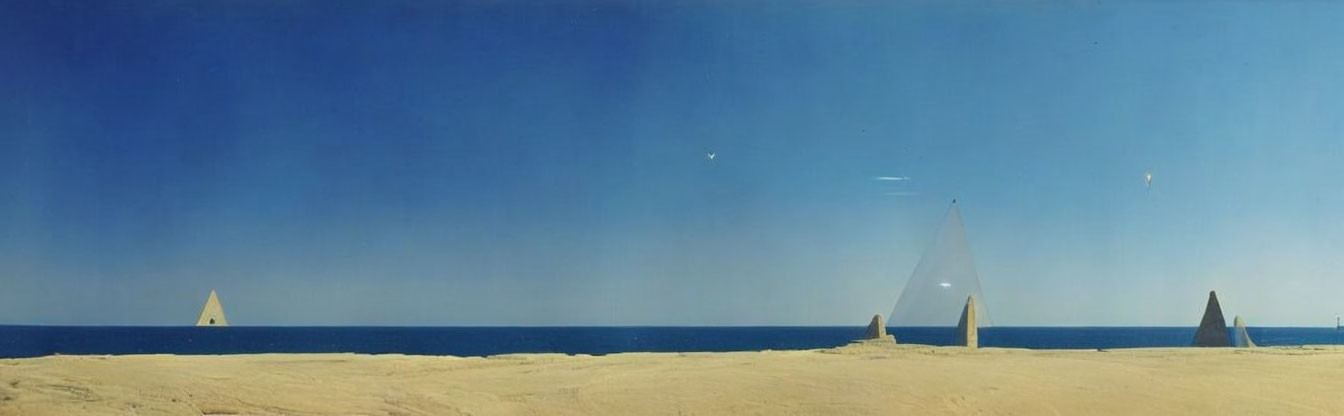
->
[[195, 290, 229, 327], [706, 152, 716, 161], [1145, 171, 1153, 189], [939, 282, 952, 288]]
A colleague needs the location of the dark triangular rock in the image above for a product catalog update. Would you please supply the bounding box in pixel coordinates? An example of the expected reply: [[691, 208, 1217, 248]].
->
[[1192, 291, 1229, 347]]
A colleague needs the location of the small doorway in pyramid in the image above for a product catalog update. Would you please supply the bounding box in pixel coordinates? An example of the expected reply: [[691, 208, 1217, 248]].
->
[[195, 290, 229, 327]]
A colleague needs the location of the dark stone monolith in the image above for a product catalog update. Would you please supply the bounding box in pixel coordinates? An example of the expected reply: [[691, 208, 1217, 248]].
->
[[1192, 291, 1230, 347]]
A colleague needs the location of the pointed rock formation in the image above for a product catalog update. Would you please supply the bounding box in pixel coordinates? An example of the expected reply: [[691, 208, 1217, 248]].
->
[[860, 314, 896, 343], [954, 295, 977, 348], [1192, 291, 1228, 347], [1232, 316, 1256, 348], [195, 290, 229, 327]]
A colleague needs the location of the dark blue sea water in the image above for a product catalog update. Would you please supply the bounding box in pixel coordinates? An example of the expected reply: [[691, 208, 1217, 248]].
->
[[1, 326, 1341, 358]]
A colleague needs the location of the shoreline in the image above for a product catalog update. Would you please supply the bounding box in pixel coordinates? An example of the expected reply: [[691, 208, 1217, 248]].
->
[[4, 344, 1343, 415], [7, 342, 1344, 358]]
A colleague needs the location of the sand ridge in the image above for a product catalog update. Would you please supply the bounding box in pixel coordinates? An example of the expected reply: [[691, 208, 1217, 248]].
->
[[2, 344, 1343, 415]]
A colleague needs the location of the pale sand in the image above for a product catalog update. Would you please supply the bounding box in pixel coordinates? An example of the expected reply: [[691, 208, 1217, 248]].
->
[[3, 343, 1344, 415]]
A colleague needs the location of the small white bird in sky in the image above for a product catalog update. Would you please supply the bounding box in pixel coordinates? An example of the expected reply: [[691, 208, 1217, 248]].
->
[[706, 152, 716, 161], [1144, 170, 1153, 190]]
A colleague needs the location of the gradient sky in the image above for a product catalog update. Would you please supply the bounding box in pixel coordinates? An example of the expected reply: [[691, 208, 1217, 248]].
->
[[3, 1, 1343, 326]]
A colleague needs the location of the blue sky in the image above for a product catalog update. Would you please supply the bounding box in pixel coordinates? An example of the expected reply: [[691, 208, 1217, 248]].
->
[[3, 1, 1343, 326]]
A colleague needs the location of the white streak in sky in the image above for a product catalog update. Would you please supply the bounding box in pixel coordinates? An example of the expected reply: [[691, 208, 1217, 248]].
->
[[874, 176, 910, 181]]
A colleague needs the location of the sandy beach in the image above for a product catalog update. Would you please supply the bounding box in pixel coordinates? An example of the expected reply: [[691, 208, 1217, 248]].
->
[[2, 343, 1343, 415]]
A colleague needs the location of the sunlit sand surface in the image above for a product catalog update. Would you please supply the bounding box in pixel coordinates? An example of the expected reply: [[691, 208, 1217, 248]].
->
[[2, 344, 1342, 415]]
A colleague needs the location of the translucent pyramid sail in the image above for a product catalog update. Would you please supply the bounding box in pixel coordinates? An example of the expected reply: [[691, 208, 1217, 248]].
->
[[1232, 316, 1255, 348], [195, 290, 229, 327], [889, 201, 991, 326]]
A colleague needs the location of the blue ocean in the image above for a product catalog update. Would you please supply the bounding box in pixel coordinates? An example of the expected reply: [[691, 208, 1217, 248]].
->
[[1, 326, 1341, 359]]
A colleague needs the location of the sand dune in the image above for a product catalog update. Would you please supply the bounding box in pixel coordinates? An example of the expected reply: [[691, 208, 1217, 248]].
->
[[2, 343, 1343, 415]]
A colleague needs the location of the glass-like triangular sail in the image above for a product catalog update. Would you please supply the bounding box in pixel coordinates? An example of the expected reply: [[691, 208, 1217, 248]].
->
[[889, 201, 992, 326], [1232, 316, 1255, 348]]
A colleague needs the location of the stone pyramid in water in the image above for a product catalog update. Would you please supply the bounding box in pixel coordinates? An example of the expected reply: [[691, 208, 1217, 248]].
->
[[1191, 291, 1228, 347], [889, 200, 991, 327], [195, 290, 229, 327]]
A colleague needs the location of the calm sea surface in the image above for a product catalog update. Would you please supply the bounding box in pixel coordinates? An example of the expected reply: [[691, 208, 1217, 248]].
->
[[1, 326, 1341, 358]]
